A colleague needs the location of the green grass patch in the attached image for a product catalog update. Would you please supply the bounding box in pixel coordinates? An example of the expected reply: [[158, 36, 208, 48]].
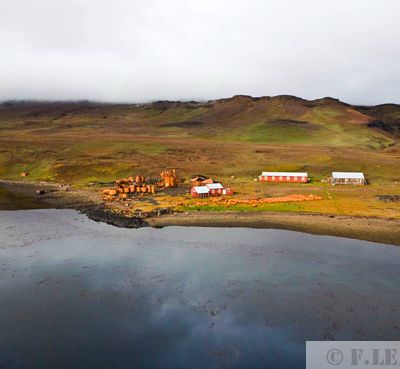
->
[[226, 120, 322, 144]]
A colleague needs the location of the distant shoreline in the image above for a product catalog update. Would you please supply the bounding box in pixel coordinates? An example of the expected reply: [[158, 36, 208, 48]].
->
[[1, 179, 399, 246]]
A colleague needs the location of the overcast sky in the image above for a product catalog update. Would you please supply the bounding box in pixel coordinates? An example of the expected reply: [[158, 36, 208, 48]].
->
[[1, 0, 399, 105]]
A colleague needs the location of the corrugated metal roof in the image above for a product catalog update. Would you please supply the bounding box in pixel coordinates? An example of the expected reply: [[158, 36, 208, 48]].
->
[[206, 183, 223, 189], [193, 186, 210, 194], [332, 172, 365, 179], [261, 172, 308, 177]]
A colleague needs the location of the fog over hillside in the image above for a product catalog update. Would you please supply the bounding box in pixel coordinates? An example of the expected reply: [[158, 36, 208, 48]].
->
[[1, 0, 399, 104]]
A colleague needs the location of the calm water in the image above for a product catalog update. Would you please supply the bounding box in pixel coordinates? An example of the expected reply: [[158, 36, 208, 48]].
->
[[1, 209, 399, 369]]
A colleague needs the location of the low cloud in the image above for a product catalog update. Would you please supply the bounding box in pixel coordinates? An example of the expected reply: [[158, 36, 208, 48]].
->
[[1, 0, 399, 104]]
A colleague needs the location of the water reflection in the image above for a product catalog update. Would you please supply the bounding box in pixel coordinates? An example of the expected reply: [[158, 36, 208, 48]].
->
[[1, 210, 399, 369]]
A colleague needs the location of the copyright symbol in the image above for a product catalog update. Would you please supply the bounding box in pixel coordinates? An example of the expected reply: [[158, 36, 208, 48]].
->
[[326, 349, 343, 365]]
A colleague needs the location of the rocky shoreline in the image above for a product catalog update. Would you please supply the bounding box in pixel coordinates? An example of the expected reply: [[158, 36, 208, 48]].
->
[[81, 206, 149, 228], [1, 179, 400, 246], [0, 179, 174, 229]]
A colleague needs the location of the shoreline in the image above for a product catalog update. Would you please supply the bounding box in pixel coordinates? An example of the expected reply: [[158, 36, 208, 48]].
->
[[1, 179, 399, 246], [147, 211, 400, 246]]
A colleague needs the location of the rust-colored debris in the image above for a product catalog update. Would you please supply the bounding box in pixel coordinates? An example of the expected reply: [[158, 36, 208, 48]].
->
[[102, 174, 158, 201], [195, 194, 322, 206], [160, 169, 178, 188]]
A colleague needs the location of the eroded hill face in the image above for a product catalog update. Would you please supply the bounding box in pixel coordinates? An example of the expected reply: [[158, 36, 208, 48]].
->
[[0, 95, 399, 184], [356, 104, 400, 136]]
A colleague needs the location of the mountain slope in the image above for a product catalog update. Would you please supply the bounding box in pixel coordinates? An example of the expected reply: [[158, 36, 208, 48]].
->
[[0, 95, 399, 184]]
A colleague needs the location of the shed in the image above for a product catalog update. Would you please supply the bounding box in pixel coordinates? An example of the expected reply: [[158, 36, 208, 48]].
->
[[191, 186, 210, 198], [205, 183, 234, 196], [259, 172, 308, 183], [330, 172, 366, 185], [190, 176, 214, 187]]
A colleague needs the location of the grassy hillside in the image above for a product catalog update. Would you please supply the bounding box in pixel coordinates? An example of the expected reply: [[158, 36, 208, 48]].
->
[[0, 95, 399, 187]]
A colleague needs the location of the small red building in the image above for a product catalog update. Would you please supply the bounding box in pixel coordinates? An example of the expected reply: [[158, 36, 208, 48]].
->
[[206, 183, 234, 196], [191, 186, 210, 198], [190, 176, 214, 187], [191, 183, 233, 197], [258, 172, 308, 183]]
